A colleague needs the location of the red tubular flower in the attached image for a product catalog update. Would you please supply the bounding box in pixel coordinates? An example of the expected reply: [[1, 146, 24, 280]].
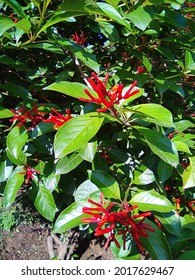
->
[[20, 164, 40, 184], [43, 108, 72, 130], [10, 105, 45, 130], [79, 72, 140, 113], [71, 31, 88, 46], [82, 194, 155, 251], [188, 200, 195, 211], [137, 66, 146, 74]]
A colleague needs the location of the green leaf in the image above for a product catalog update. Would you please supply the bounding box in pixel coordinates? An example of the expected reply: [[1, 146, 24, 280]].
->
[[55, 153, 83, 175], [34, 185, 56, 222], [98, 21, 119, 42], [130, 103, 174, 128], [154, 211, 182, 237], [58, 0, 101, 14], [6, 126, 28, 159], [3, 0, 26, 18], [6, 149, 27, 166], [182, 156, 195, 189], [32, 122, 54, 138], [174, 120, 195, 132], [0, 82, 32, 98], [173, 141, 192, 155], [185, 50, 195, 71], [54, 113, 104, 159], [44, 81, 96, 99], [141, 219, 173, 260], [130, 189, 174, 212], [178, 250, 195, 260], [79, 141, 97, 162], [15, 18, 31, 34], [135, 127, 179, 168], [89, 170, 121, 200], [0, 106, 14, 118], [157, 160, 173, 184], [126, 6, 153, 31], [74, 179, 99, 202], [53, 199, 91, 233], [0, 159, 13, 182], [43, 172, 60, 192], [132, 155, 158, 185], [37, 12, 85, 36], [4, 166, 25, 207], [97, 2, 129, 28], [0, 15, 15, 37], [57, 39, 100, 73]]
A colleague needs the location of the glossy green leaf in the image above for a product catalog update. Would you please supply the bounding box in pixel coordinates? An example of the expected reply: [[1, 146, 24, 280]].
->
[[57, 39, 100, 73], [4, 166, 25, 207], [135, 127, 179, 168], [185, 50, 195, 71], [15, 18, 31, 34], [141, 219, 173, 260], [154, 211, 182, 236], [174, 120, 195, 132], [0, 159, 13, 182], [157, 160, 173, 184], [130, 103, 174, 128], [37, 12, 85, 36], [97, 2, 129, 28], [182, 156, 195, 189], [132, 155, 158, 185], [6, 149, 27, 166], [178, 250, 195, 260], [58, 0, 101, 14], [32, 122, 54, 138], [44, 81, 96, 99], [173, 141, 192, 155], [0, 15, 15, 36], [3, 0, 26, 18], [0, 106, 14, 118], [89, 170, 121, 200], [6, 126, 28, 158], [43, 172, 60, 192], [34, 185, 56, 222], [130, 189, 174, 212], [53, 199, 91, 233], [54, 113, 104, 159], [98, 21, 119, 42], [74, 179, 99, 202], [55, 153, 83, 175], [79, 141, 97, 162], [126, 6, 153, 31]]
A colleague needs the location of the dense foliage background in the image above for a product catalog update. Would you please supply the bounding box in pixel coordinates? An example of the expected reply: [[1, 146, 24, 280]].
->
[[0, 0, 195, 260]]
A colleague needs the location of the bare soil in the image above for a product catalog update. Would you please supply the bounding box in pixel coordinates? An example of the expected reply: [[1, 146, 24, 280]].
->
[[0, 222, 114, 260]]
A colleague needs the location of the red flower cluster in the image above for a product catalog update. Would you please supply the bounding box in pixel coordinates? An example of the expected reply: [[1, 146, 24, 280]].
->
[[82, 194, 155, 251], [21, 164, 40, 185], [43, 108, 72, 130], [137, 66, 146, 74], [71, 31, 88, 46], [10, 105, 45, 130], [79, 72, 140, 113]]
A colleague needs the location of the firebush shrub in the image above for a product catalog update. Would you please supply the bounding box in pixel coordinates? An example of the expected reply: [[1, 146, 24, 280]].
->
[[0, 0, 195, 260]]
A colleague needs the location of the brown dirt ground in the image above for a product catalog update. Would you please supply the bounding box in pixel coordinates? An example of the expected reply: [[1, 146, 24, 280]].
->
[[0, 223, 114, 260]]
